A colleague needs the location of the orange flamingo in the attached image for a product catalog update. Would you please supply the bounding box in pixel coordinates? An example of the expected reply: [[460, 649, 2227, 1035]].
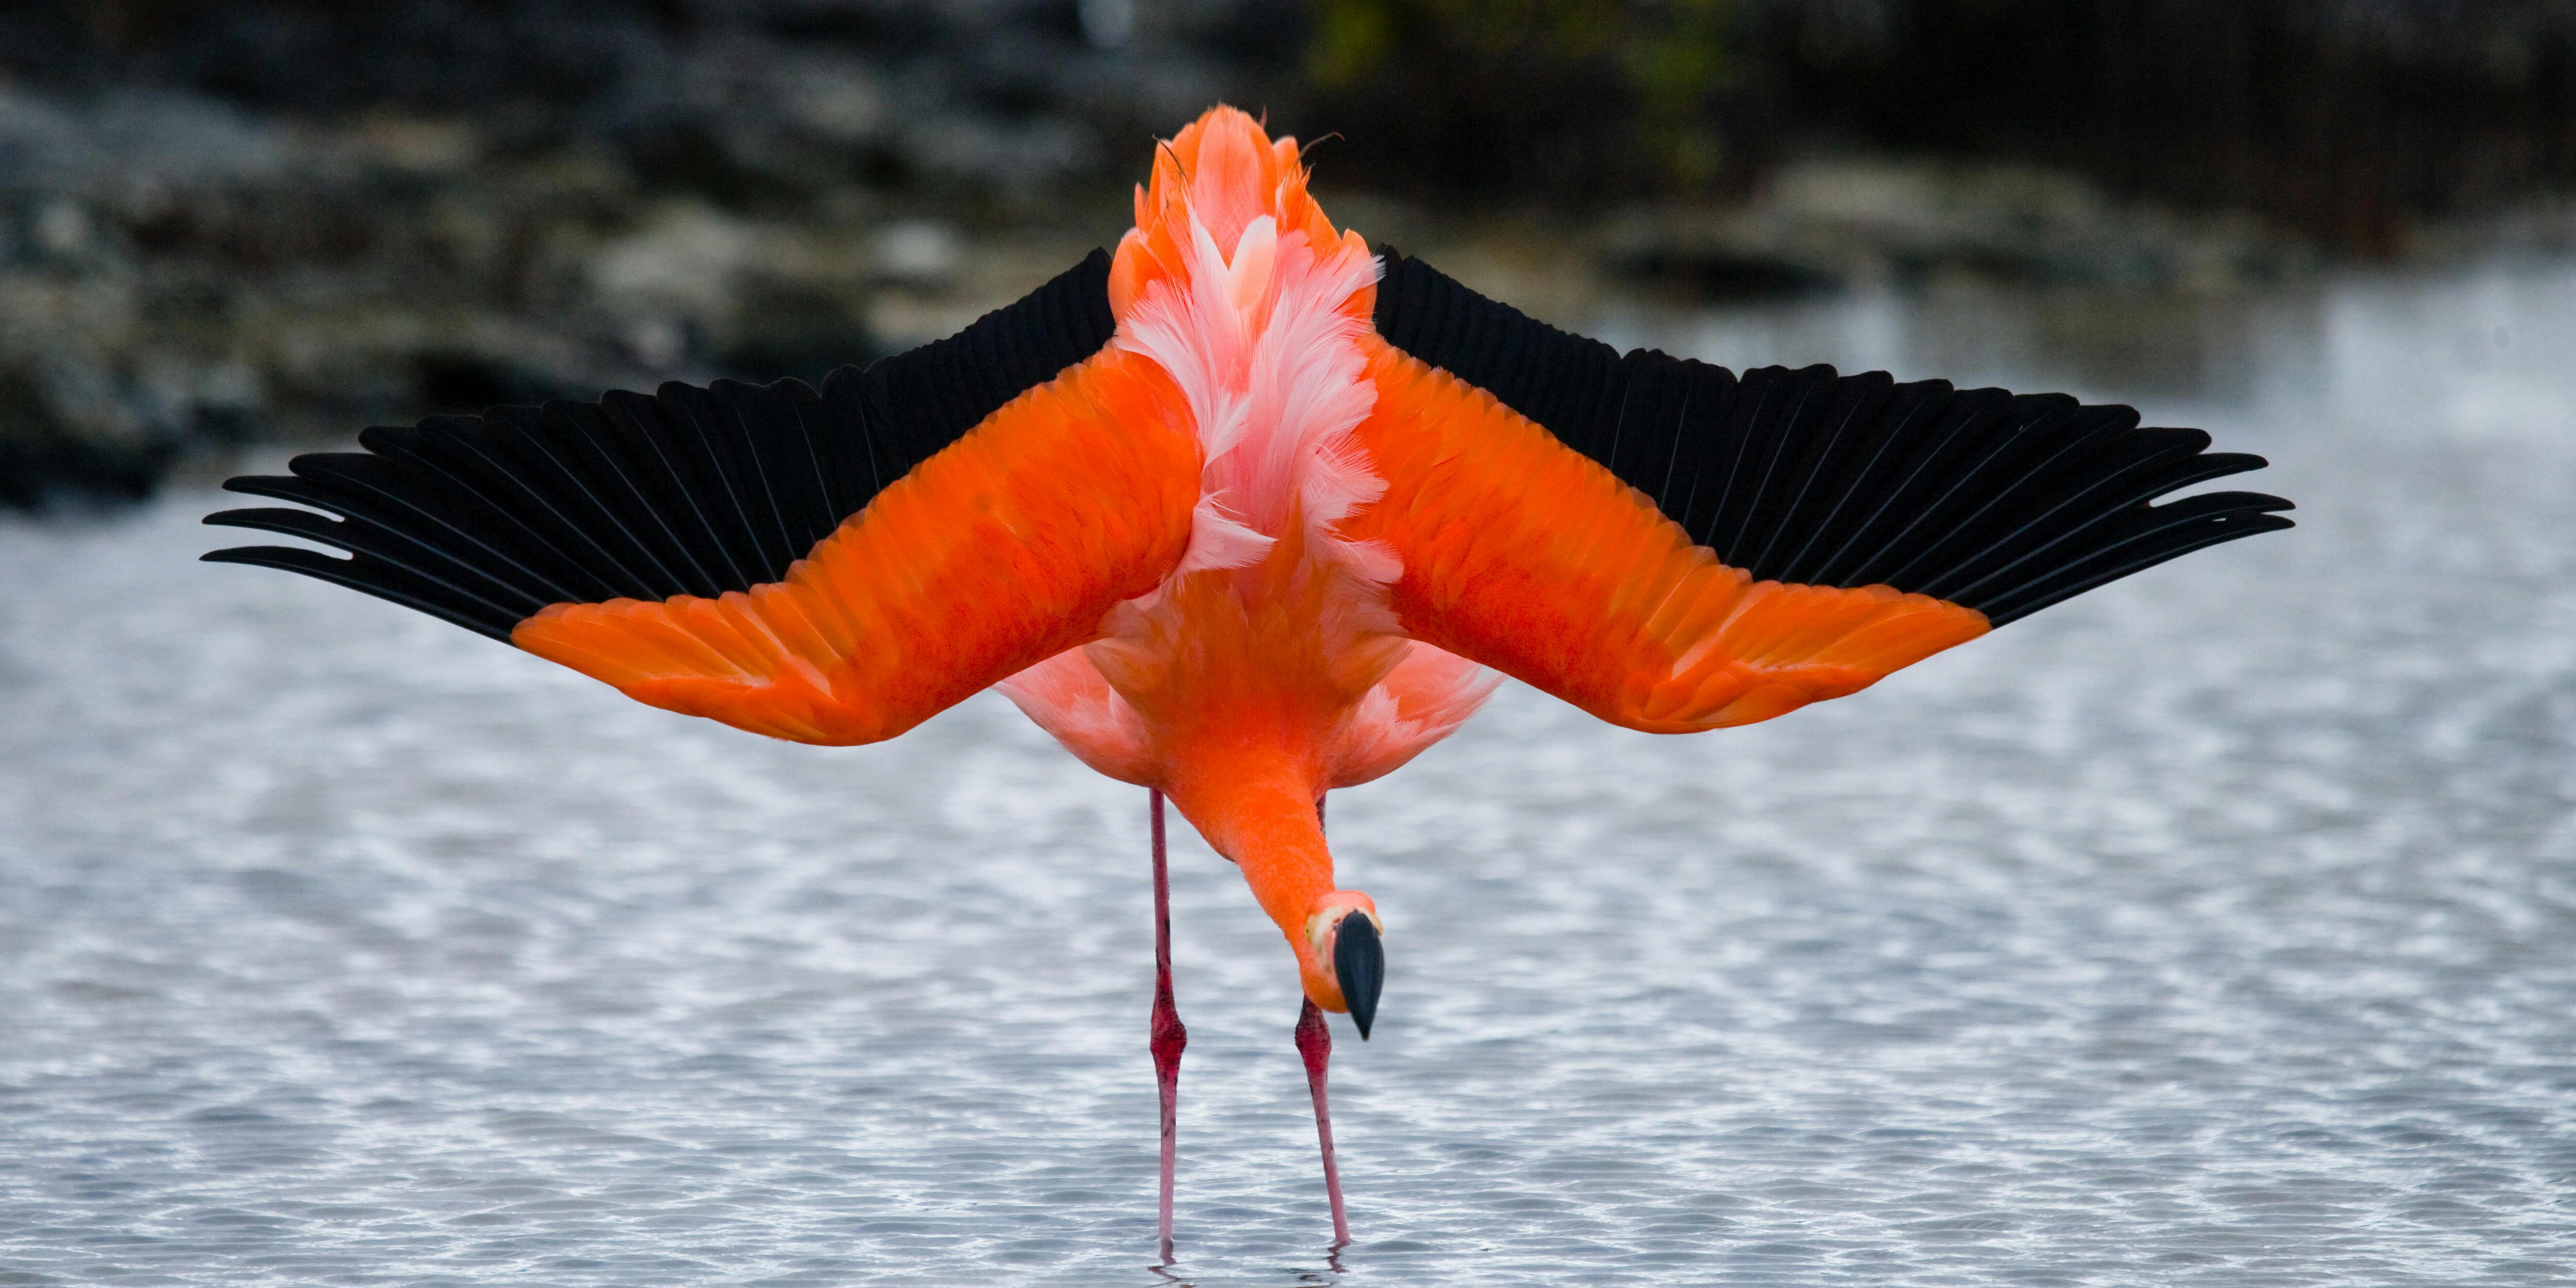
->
[[205, 107, 2290, 1257]]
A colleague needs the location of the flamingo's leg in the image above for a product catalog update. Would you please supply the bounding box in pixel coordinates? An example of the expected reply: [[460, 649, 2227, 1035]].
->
[[1295, 998, 1351, 1247], [1148, 789, 1187, 1264]]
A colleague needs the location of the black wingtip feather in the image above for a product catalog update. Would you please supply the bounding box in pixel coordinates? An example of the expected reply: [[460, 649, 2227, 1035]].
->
[[201, 543, 521, 640]]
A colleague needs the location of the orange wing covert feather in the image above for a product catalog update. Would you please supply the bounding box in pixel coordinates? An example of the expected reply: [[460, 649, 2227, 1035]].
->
[[1345, 339, 1990, 733], [515, 349, 1199, 744]]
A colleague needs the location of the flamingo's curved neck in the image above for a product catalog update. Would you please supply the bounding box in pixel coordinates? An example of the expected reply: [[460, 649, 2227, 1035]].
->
[[1163, 757, 1341, 1003]]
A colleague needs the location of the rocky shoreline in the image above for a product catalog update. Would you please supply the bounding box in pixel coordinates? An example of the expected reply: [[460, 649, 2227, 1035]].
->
[[0, 85, 2386, 511], [6, 0, 2573, 509], [0, 84, 1123, 509]]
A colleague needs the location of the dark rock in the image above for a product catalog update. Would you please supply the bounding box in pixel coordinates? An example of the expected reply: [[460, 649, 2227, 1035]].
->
[[0, 353, 179, 510], [1602, 159, 2313, 300]]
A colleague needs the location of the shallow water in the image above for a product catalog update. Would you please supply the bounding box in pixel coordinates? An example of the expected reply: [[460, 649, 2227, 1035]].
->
[[5, 261, 2575, 1286]]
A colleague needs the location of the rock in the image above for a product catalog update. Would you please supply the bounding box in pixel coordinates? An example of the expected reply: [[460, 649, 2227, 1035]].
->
[[589, 202, 763, 321], [0, 87, 291, 202], [1603, 158, 2313, 300], [871, 220, 962, 286], [0, 351, 178, 510]]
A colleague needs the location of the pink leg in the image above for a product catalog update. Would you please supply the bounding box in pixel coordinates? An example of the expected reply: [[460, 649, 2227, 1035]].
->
[[1148, 790, 1187, 1264], [1295, 998, 1352, 1247]]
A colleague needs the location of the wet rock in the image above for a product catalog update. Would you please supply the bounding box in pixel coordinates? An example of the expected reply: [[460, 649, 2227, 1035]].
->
[[589, 203, 765, 321], [0, 351, 178, 509], [871, 220, 962, 286], [0, 87, 291, 203], [1603, 158, 2315, 300], [581, 198, 886, 385]]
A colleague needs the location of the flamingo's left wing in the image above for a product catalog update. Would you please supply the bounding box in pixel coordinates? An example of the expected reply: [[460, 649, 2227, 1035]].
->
[[1343, 251, 2293, 733], [206, 252, 1202, 745]]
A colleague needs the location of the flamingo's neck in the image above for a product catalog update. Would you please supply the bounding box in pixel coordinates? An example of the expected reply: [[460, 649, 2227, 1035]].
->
[[1162, 754, 1343, 1007]]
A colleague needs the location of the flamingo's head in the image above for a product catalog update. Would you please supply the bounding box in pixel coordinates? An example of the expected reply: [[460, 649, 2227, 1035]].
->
[[1302, 890, 1385, 1039]]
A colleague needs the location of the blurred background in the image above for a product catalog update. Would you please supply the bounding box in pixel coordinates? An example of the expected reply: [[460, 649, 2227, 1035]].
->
[[3, 0, 2574, 505]]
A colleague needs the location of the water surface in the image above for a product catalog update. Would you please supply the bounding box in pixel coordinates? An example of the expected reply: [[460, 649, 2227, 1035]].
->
[[5, 262, 2574, 1285]]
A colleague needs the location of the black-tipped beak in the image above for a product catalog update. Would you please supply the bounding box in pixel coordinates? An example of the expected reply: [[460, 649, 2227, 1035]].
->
[[1333, 912, 1383, 1040]]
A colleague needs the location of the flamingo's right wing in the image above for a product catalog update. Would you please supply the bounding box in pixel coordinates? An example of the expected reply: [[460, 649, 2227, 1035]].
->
[[1344, 251, 2293, 733], [206, 252, 1203, 745]]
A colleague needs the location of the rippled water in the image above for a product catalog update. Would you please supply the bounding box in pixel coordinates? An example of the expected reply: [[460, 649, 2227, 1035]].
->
[[6, 261, 2576, 1286]]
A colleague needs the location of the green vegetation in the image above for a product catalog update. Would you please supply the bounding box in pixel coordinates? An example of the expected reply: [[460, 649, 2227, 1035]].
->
[[1304, 0, 1736, 197]]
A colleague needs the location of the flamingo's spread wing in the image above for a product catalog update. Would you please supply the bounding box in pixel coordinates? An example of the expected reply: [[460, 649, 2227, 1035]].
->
[[1344, 252, 2294, 733], [206, 252, 1202, 745]]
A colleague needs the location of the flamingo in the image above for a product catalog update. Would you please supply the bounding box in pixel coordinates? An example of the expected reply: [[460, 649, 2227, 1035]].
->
[[203, 106, 2291, 1257]]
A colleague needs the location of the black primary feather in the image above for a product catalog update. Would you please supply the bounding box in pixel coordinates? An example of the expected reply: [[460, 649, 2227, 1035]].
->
[[205, 249, 1119, 640], [1372, 249, 2292, 624]]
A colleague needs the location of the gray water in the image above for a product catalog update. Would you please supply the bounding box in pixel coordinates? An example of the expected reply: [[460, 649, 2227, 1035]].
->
[[5, 261, 2575, 1286]]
